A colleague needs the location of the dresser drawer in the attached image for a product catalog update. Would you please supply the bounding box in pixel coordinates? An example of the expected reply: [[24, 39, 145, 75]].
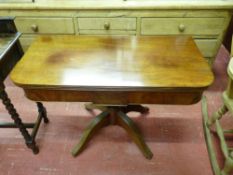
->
[[77, 18, 136, 35], [78, 30, 136, 35], [141, 18, 224, 36], [194, 39, 218, 58], [2, 0, 32, 2], [15, 17, 74, 34]]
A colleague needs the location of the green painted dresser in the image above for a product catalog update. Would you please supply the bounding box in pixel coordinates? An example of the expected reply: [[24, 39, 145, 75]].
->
[[0, 0, 232, 64]]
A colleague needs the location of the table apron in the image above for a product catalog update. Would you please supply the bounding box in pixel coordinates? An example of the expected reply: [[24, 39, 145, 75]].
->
[[23, 89, 203, 105]]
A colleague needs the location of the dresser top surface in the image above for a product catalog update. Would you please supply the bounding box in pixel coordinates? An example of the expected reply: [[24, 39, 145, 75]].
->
[[10, 35, 213, 91], [0, 0, 232, 10]]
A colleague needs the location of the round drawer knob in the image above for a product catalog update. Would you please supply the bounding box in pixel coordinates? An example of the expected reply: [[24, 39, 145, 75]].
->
[[31, 24, 38, 32], [104, 22, 110, 30], [178, 24, 185, 32]]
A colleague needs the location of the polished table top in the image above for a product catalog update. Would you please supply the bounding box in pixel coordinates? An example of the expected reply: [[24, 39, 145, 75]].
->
[[10, 35, 214, 104]]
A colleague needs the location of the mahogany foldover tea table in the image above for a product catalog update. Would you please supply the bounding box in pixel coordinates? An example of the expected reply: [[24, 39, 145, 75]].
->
[[10, 35, 213, 159]]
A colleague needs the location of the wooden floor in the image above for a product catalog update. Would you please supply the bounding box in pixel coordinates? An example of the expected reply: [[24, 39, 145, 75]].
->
[[0, 46, 230, 175]]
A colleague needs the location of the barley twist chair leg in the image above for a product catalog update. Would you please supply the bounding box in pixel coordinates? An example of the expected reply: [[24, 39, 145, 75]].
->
[[0, 84, 39, 154], [36, 102, 49, 123]]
